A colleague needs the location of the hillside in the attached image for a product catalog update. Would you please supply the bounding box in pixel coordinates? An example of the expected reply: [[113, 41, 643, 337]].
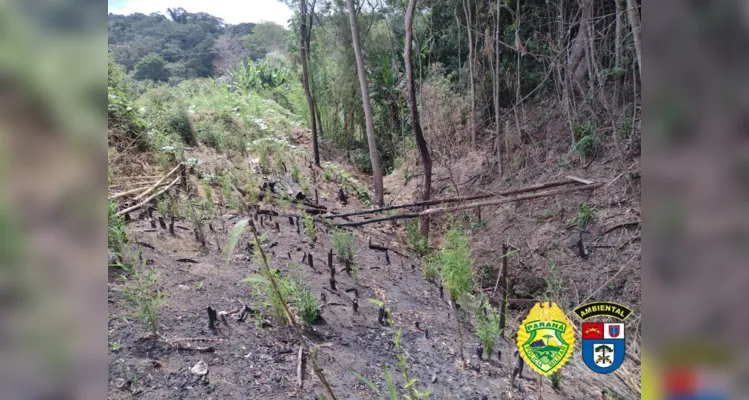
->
[[109, 1, 641, 399]]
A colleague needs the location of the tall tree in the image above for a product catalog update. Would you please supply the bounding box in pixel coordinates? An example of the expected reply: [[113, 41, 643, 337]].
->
[[493, 0, 503, 176], [462, 0, 477, 149], [299, 0, 320, 166], [405, 0, 433, 238], [625, 0, 641, 79], [345, 0, 384, 206]]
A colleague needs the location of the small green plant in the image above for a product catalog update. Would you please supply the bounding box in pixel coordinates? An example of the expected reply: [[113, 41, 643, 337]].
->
[[629, 169, 641, 179], [474, 300, 501, 360], [258, 144, 269, 170], [242, 269, 291, 325], [573, 202, 596, 230], [405, 219, 429, 256], [288, 279, 320, 328], [194, 280, 204, 291], [108, 199, 128, 255], [548, 370, 563, 389], [164, 106, 197, 146], [273, 144, 285, 174], [572, 120, 598, 160], [422, 257, 439, 282], [323, 166, 333, 182], [302, 211, 316, 240], [436, 221, 473, 365], [118, 250, 165, 335], [110, 342, 121, 352], [290, 159, 302, 183], [543, 257, 566, 310], [331, 229, 355, 261], [183, 199, 210, 246]]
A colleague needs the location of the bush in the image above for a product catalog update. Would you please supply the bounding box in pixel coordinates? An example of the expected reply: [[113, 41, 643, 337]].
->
[[118, 253, 165, 335], [572, 120, 598, 160], [573, 202, 596, 230], [108, 199, 128, 255], [288, 280, 320, 328], [165, 107, 197, 146], [422, 257, 439, 282], [405, 219, 429, 256], [549, 370, 563, 389], [436, 223, 474, 302], [475, 301, 501, 360], [332, 229, 355, 261]]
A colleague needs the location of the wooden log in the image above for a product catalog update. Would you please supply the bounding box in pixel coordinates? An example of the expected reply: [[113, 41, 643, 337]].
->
[[497, 244, 509, 337], [117, 176, 181, 217], [297, 347, 305, 388], [325, 179, 578, 219], [133, 163, 183, 201], [336, 184, 602, 227], [109, 185, 155, 200]]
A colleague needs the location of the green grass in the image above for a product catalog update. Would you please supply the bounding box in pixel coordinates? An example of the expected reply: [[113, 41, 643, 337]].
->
[[475, 300, 501, 360], [405, 219, 429, 256], [573, 202, 596, 230], [117, 249, 165, 335], [548, 370, 563, 390], [422, 257, 439, 282], [302, 211, 316, 240], [108, 199, 128, 255], [572, 120, 598, 160], [436, 223, 474, 302], [288, 279, 320, 328], [331, 229, 355, 261]]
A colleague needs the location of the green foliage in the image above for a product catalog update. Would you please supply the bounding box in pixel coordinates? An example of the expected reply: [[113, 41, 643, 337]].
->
[[117, 250, 165, 335], [543, 257, 565, 310], [573, 202, 596, 230], [134, 52, 169, 82], [572, 120, 598, 160], [164, 106, 197, 146], [302, 211, 316, 240], [288, 279, 320, 328], [331, 229, 355, 261], [422, 257, 439, 282], [225, 218, 249, 264], [436, 223, 474, 302], [108, 199, 127, 255], [322, 166, 333, 182], [242, 22, 290, 61], [405, 219, 429, 256], [229, 58, 290, 95], [475, 301, 501, 360], [242, 270, 291, 325], [548, 371, 563, 390], [290, 159, 302, 183]]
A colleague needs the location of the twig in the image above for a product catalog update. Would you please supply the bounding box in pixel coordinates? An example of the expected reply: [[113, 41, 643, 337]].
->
[[297, 346, 305, 388], [116, 176, 181, 217], [109, 185, 158, 200], [134, 163, 183, 201], [565, 175, 594, 185]]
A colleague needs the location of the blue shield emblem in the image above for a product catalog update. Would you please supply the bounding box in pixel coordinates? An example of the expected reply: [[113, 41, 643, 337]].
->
[[609, 325, 620, 338], [582, 323, 625, 374]]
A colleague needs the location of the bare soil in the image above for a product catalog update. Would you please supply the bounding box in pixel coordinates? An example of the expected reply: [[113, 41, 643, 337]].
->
[[109, 105, 640, 399]]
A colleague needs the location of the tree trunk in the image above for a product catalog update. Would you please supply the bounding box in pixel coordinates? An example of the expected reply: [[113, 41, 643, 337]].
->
[[494, 0, 502, 176], [300, 0, 320, 166], [462, 0, 477, 149], [345, 0, 384, 206], [614, 0, 623, 107], [625, 0, 641, 79], [405, 0, 433, 239]]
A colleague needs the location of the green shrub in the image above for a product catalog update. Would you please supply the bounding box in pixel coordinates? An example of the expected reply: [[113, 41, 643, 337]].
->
[[405, 219, 429, 256], [302, 211, 315, 240], [549, 370, 563, 389], [436, 223, 474, 302], [108, 199, 128, 255], [118, 252, 165, 335], [475, 301, 501, 360], [572, 120, 598, 160], [573, 202, 596, 230], [422, 257, 439, 282], [288, 279, 320, 328], [165, 107, 197, 146], [332, 229, 355, 261]]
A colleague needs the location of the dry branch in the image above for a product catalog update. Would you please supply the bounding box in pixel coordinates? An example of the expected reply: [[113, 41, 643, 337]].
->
[[336, 183, 602, 227], [134, 163, 183, 201], [109, 185, 157, 200], [116, 176, 181, 217], [326, 179, 577, 220]]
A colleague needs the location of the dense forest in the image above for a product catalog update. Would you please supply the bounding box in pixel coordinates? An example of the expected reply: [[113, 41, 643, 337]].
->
[[108, 1, 641, 398]]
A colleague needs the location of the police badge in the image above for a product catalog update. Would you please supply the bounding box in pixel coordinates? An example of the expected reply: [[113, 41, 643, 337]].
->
[[516, 302, 575, 376], [574, 301, 633, 374]]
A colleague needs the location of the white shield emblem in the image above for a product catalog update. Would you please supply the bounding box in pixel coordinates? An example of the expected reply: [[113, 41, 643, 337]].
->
[[592, 342, 617, 368]]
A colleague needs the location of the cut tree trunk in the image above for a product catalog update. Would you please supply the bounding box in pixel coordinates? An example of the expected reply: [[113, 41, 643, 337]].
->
[[345, 0, 384, 207], [405, 0, 433, 239]]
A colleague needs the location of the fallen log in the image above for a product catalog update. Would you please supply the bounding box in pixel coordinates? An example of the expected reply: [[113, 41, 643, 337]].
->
[[134, 163, 183, 201], [116, 176, 181, 217], [325, 179, 577, 219], [336, 183, 602, 228], [109, 184, 157, 200]]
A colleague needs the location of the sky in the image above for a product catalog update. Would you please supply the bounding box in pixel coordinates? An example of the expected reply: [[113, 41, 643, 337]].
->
[[107, 0, 294, 27]]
